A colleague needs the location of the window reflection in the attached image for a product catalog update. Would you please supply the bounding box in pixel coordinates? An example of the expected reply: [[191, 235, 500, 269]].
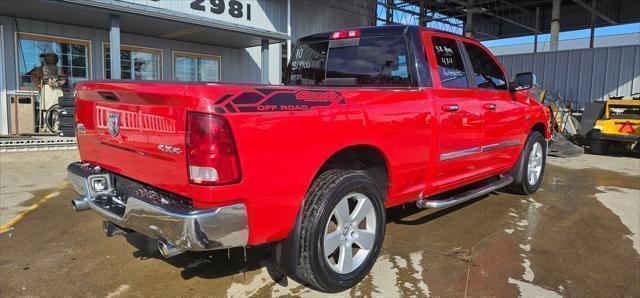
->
[[17, 35, 89, 90], [105, 45, 161, 80], [173, 53, 220, 82]]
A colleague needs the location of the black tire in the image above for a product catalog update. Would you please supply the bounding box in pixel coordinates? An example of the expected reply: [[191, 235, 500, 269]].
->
[[58, 115, 75, 126], [58, 107, 76, 116], [58, 95, 76, 107], [296, 169, 386, 293], [590, 140, 609, 155], [58, 124, 75, 137], [509, 131, 547, 195]]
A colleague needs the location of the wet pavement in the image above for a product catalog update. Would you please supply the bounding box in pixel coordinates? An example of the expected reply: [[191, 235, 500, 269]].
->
[[0, 151, 638, 297]]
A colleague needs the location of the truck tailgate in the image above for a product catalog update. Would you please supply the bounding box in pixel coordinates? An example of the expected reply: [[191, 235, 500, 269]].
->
[[75, 82, 190, 197]]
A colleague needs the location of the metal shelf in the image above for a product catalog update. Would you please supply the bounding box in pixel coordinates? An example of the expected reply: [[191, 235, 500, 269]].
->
[[0, 136, 77, 152]]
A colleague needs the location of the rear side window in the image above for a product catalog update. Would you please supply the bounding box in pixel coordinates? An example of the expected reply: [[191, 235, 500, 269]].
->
[[288, 41, 329, 86], [286, 36, 410, 87], [464, 43, 508, 90], [431, 36, 468, 89]]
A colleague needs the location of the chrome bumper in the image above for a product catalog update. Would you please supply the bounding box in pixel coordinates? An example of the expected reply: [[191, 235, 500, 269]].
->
[[68, 163, 248, 251]]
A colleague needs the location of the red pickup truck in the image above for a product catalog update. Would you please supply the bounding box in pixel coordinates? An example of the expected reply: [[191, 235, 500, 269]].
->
[[68, 25, 549, 292]]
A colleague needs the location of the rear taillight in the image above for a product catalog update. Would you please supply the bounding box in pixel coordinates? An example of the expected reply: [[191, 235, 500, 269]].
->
[[187, 113, 241, 185]]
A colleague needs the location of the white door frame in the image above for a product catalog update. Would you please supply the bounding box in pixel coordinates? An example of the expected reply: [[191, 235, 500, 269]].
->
[[0, 24, 8, 135]]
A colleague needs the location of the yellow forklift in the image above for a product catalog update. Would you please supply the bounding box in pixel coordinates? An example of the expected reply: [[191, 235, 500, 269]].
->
[[586, 95, 640, 155]]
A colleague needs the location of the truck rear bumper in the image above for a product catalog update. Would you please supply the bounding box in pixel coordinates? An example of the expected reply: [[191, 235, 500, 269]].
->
[[67, 162, 248, 252], [592, 131, 640, 142]]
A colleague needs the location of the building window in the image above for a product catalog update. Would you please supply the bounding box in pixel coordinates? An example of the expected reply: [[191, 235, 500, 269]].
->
[[16, 33, 90, 91], [173, 51, 220, 82], [104, 44, 161, 80]]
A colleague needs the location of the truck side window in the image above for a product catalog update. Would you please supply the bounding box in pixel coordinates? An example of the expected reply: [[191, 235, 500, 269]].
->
[[463, 43, 508, 90], [431, 36, 468, 89]]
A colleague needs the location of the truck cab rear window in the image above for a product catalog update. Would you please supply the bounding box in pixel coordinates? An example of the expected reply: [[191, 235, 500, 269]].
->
[[287, 36, 410, 87]]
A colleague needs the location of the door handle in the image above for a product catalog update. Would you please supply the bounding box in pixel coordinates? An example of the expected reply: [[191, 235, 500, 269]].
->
[[483, 103, 497, 110], [441, 104, 459, 112]]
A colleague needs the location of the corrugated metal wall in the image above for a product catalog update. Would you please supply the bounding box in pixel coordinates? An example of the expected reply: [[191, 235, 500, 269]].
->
[[291, 0, 375, 41], [497, 45, 640, 108]]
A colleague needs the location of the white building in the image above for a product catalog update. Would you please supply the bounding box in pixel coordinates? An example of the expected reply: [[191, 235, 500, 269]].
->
[[0, 0, 375, 135]]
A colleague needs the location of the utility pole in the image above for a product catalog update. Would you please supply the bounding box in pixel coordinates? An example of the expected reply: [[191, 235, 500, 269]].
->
[[419, 0, 427, 27], [534, 6, 539, 53], [589, 0, 596, 48], [550, 0, 561, 51], [386, 0, 394, 24], [464, 0, 474, 38], [109, 15, 121, 79]]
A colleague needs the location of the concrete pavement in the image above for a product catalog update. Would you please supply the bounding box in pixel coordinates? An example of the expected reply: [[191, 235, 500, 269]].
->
[[0, 150, 638, 297]]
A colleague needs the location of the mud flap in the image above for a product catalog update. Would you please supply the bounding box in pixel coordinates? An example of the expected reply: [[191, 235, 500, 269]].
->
[[273, 208, 304, 276], [507, 143, 528, 187]]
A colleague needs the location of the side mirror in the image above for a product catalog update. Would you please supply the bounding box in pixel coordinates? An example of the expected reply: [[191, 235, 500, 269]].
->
[[510, 72, 536, 91]]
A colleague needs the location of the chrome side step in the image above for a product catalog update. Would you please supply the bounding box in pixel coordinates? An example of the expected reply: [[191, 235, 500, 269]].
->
[[416, 174, 513, 209]]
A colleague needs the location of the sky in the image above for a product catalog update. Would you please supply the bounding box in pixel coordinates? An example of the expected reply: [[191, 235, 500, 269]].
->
[[482, 22, 640, 47]]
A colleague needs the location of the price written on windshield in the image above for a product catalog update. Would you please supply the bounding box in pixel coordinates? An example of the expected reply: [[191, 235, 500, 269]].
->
[[291, 49, 312, 70], [434, 45, 456, 66]]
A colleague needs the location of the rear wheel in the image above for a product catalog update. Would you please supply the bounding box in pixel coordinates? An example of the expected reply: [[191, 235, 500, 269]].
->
[[510, 131, 547, 195], [296, 169, 385, 293]]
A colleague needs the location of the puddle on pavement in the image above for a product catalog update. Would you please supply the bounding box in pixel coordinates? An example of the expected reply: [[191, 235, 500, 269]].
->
[[222, 165, 639, 297], [1, 165, 638, 297]]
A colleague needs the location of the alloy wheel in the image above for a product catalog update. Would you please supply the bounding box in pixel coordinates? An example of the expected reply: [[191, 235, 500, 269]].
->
[[527, 142, 543, 185], [323, 192, 377, 274]]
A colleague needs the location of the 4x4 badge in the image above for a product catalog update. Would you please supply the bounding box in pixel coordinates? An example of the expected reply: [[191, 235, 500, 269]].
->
[[108, 112, 120, 137], [157, 144, 182, 155]]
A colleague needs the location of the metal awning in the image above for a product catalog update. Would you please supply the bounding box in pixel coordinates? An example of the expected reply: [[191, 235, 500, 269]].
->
[[380, 0, 640, 41], [0, 0, 289, 48]]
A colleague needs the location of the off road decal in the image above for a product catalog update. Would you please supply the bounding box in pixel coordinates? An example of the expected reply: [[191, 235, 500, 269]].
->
[[212, 89, 346, 114]]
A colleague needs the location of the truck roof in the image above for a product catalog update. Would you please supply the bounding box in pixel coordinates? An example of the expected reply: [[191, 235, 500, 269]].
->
[[297, 25, 466, 44]]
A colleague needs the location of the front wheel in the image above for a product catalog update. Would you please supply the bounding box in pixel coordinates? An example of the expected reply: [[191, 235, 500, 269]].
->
[[509, 131, 547, 195], [296, 169, 386, 293]]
